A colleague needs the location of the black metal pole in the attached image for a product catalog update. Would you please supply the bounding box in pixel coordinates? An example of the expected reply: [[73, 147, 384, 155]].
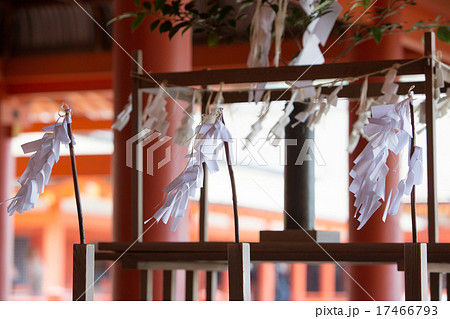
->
[[284, 102, 315, 230], [409, 100, 418, 244], [65, 109, 86, 245]]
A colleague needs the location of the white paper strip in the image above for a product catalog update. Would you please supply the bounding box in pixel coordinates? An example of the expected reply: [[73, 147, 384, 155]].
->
[[142, 85, 170, 137], [112, 95, 132, 131], [8, 112, 73, 215]]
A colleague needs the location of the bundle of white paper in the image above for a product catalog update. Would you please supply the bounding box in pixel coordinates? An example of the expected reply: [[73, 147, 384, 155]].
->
[[112, 95, 132, 131], [147, 108, 233, 231], [8, 115, 72, 215], [350, 98, 422, 229], [174, 90, 200, 147], [142, 86, 170, 137]]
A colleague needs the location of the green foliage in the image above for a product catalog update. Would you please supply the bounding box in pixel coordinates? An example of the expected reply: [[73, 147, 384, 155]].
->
[[437, 26, 450, 44], [372, 27, 382, 44], [109, 0, 449, 63]]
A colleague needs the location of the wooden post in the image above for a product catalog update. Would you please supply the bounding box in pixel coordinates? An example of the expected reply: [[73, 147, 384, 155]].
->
[[199, 87, 209, 242], [227, 243, 251, 301], [206, 271, 218, 301], [131, 50, 144, 242], [430, 273, 442, 301], [72, 244, 95, 301], [447, 274, 450, 301], [163, 270, 177, 301], [404, 243, 428, 301], [424, 32, 442, 301], [140, 270, 153, 301], [185, 270, 198, 301]]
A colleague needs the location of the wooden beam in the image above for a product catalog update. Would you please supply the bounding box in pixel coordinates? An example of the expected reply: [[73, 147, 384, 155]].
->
[[72, 244, 95, 301], [135, 59, 425, 88]]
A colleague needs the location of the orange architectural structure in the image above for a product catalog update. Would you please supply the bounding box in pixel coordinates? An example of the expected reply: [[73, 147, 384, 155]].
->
[[0, 0, 449, 301]]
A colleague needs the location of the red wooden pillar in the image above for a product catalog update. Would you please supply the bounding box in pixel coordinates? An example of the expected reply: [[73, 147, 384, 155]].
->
[[112, 1, 192, 300], [347, 2, 403, 300], [0, 66, 14, 300]]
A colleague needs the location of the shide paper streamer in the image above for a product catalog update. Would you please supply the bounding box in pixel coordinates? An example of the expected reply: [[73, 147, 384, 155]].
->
[[174, 90, 201, 147], [146, 107, 233, 231], [7, 108, 73, 215], [349, 97, 423, 229]]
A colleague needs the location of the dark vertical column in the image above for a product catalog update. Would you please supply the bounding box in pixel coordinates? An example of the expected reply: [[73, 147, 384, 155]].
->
[[284, 102, 315, 230]]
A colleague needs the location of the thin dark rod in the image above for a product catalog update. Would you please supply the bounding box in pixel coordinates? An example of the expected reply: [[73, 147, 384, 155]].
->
[[409, 100, 418, 244], [66, 109, 86, 245], [224, 141, 240, 243]]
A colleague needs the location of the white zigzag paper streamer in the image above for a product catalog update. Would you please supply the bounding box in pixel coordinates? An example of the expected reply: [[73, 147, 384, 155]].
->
[[349, 98, 423, 229], [245, 91, 271, 146], [174, 90, 201, 147], [268, 89, 298, 146], [8, 113, 73, 215], [146, 108, 233, 231], [143, 85, 170, 137], [112, 94, 132, 131]]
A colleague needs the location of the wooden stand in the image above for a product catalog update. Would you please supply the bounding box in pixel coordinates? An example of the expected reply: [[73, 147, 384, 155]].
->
[[227, 243, 251, 301], [72, 244, 95, 301]]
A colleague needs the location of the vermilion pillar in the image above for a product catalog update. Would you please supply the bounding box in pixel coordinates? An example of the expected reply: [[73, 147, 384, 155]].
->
[[348, 6, 403, 300], [0, 67, 14, 300], [112, 1, 192, 300]]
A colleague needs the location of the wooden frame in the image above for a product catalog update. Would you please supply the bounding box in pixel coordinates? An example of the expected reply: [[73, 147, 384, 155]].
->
[[75, 32, 450, 301]]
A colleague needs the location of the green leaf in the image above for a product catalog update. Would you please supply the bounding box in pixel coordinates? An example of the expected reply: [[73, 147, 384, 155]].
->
[[311, 0, 333, 14], [238, 1, 254, 13], [154, 0, 166, 11], [208, 33, 219, 47], [159, 20, 172, 33], [134, 0, 141, 7], [150, 19, 160, 32], [162, 4, 172, 15], [143, 2, 152, 10], [362, 0, 372, 9], [131, 13, 145, 32], [372, 26, 382, 44], [437, 26, 450, 44]]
